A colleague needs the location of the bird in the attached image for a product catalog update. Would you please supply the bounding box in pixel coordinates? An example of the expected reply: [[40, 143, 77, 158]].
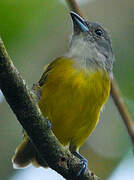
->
[[12, 11, 114, 175]]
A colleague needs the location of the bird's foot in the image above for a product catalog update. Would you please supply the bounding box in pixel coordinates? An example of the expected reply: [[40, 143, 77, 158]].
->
[[72, 151, 88, 177], [45, 117, 52, 129]]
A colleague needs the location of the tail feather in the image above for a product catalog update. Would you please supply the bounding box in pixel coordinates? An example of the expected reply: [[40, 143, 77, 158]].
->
[[12, 136, 48, 169], [12, 136, 36, 168]]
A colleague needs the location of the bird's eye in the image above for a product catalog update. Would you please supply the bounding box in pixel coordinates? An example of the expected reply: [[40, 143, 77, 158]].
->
[[95, 29, 103, 37]]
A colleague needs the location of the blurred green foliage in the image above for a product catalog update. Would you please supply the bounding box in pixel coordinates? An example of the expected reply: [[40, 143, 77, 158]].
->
[[0, 1, 57, 42]]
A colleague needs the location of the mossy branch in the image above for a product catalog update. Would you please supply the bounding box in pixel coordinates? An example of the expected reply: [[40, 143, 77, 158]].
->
[[0, 37, 100, 180]]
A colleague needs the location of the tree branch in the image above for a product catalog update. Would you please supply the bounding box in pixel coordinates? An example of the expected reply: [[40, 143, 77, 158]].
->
[[111, 80, 134, 145], [0, 37, 100, 180], [66, 0, 83, 17], [66, 0, 134, 146]]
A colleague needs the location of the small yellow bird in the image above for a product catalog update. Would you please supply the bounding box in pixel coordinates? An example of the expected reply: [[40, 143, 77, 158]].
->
[[12, 12, 114, 173]]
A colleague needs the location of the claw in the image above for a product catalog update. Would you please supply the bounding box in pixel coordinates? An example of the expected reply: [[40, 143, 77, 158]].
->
[[72, 151, 88, 176], [45, 117, 52, 129], [77, 158, 88, 176]]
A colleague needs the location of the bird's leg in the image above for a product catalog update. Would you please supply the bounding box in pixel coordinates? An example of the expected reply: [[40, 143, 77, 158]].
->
[[69, 144, 88, 176]]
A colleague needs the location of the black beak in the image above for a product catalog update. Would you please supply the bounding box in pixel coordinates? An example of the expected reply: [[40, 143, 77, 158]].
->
[[70, 11, 89, 33]]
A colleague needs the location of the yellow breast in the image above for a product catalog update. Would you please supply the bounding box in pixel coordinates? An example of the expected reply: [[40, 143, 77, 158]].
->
[[39, 57, 110, 150]]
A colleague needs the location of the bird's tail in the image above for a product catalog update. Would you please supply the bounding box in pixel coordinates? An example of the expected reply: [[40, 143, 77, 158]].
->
[[12, 136, 48, 169]]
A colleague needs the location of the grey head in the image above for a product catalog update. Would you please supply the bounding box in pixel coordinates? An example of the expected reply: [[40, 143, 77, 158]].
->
[[67, 12, 114, 76]]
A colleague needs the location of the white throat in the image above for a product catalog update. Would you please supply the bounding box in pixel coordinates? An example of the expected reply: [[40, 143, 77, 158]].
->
[[66, 36, 107, 71]]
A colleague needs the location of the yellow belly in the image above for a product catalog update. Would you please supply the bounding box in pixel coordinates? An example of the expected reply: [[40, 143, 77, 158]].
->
[[39, 57, 110, 150]]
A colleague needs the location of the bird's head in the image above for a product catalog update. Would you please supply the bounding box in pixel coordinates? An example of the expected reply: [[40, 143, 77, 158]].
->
[[68, 12, 114, 75]]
